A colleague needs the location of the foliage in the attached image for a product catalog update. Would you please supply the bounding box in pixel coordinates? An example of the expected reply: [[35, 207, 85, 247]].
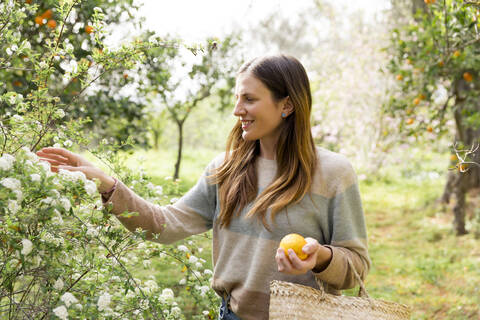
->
[[140, 34, 239, 179], [384, 0, 480, 152], [0, 1, 224, 318]]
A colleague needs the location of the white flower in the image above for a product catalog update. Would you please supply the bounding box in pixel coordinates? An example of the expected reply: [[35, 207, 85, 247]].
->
[[53, 305, 68, 320], [21, 239, 33, 255], [0, 154, 15, 170], [55, 109, 65, 118], [1, 177, 21, 190], [8, 200, 20, 214], [21, 147, 38, 162], [155, 186, 163, 195], [63, 140, 73, 148], [84, 180, 97, 196], [177, 245, 188, 252], [188, 255, 198, 264], [86, 227, 98, 237], [61, 292, 78, 307], [59, 197, 71, 212], [30, 174, 41, 182], [93, 6, 103, 12], [97, 292, 111, 311], [24, 41, 31, 50], [53, 278, 64, 290], [204, 269, 213, 276], [160, 288, 174, 302], [65, 43, 74, 51], [197, 285, 210, 297], [11, 44, 18, 52], [6, 47, 12, 55], [171, 306, 181, 317], [39, 61, 48, 68], [12, 114, 23, 121], [178, 278, 186, 285], [143, 259, 151, 268]]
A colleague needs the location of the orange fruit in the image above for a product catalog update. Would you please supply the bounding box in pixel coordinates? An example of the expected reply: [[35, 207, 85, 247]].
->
[[26, 0, 32, 3], [42, 9, 53, 19], [463, 72, 473, 82], [85, 25, 94, 34], [406, 59, 412, 65], [418, 94, 426, 100], [47, 19, 56, 29], [427, 126, 433, 132], [459, 164, 468, 172], [450, 154, 457, 161], [279, 233, 308, 260], [438, 61, 444, 67], [413, 98, 420, 105], [453, 50, 461, 58], [406, 118, 414, 125], [34, 16, 44, 25], [123, 73, 128, 79], [396, 74, 403, 81]]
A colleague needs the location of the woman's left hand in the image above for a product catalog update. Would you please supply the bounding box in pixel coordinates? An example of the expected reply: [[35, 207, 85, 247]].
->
[[275, 237, 332, 275]]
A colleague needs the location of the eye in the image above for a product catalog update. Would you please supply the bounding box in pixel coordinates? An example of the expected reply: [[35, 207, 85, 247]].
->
[[245, 96, 254, 102]]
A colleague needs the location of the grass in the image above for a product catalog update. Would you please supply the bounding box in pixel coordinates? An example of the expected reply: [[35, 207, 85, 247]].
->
[[102, 146, 480, 319]]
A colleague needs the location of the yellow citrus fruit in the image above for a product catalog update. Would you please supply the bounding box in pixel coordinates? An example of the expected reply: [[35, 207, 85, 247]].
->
[[279, 233, 308, 260], [450, 154, 457, 161], [396, 74, 403, 81]]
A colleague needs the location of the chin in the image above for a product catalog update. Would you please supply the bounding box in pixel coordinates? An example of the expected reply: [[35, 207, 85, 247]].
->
[[241, 131, 258, 141]]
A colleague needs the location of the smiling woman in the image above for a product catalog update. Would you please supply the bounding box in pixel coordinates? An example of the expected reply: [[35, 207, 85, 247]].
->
[[37, 54, 370, 320]]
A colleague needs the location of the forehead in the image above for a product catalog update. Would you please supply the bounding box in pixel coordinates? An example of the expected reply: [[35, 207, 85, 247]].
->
[[235, 72, 269, 95]]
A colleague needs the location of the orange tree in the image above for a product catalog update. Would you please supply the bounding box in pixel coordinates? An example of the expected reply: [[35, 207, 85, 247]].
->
[[384, 0, 480, 234], [0, 0, 173, 147]]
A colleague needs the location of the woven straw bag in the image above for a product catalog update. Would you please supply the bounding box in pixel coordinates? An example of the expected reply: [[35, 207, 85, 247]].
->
[[269, 259, 411, 320]]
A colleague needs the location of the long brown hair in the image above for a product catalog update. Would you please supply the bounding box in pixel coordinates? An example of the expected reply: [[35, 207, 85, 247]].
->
[[210, 55, 317, 231]]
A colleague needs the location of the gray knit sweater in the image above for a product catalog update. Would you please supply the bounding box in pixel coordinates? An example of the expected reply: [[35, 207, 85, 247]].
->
[[103, 146, 371, 320]]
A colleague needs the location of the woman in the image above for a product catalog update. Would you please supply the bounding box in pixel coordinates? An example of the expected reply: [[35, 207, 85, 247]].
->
[[37, 55, 370, 320]]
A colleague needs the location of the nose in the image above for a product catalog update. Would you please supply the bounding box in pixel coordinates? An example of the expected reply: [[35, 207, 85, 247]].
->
[[233, 98, 246, 117]]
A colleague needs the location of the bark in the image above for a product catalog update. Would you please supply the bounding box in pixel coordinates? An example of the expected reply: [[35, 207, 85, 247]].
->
[[173, 119, 184, 180]]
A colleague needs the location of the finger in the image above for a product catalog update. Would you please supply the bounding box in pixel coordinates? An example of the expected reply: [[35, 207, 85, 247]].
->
[[38, 147, 77, 162], [276, 248, 288, 272], [38, 157, 66, 167], [303, 238, 320, 255], [36, 151, 69, 163], [288, 249, 304, 270]]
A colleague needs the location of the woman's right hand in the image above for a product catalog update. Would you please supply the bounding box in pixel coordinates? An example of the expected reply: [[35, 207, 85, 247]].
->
[[36, 147, 116, 193]]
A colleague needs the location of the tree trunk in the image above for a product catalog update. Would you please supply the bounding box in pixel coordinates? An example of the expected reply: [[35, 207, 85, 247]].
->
[[173, 119, 184, 180], [153, 130, 159, 150]]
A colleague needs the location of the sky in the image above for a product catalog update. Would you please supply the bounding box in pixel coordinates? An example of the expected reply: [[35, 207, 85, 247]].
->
[[109, 0, 391, 45]]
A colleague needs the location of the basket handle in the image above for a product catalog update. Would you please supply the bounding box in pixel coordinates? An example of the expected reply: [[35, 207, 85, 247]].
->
[[314, 256, 370, 299]]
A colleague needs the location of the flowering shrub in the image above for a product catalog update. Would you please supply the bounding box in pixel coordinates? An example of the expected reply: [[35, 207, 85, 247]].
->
[[1, 0, 222, 319]]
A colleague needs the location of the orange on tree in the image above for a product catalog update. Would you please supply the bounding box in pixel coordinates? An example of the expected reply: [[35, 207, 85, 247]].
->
[[463, 72, 473, 82], [42, 9, 53, 19], [406, 118, 414, 125], [396, 74, 403, 81], [450, 154, 457, 161], [418, 93, 426, 100], [438, 60, 444, 67], [453, 50, 461, 58], [123, 73, 128, 79], [34, 16, 44, 25], [47, 19, 57, 29], [279, 233, 308, 260], [26, 0, 32, 3], [85, 25, 94, 34], [424, 0, 436, 3], [413, 97, 420, 105], [427, 126, 433, 132]]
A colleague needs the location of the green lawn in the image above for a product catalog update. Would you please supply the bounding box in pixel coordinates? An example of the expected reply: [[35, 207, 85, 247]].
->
[[99, 146, 480, 319]]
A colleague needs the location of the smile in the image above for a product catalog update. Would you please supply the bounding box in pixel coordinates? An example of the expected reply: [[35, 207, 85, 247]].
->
[[241, 120, 254, 130]]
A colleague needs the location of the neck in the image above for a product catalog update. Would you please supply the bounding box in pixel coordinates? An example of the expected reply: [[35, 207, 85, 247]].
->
[[259, 138, 277, 160]]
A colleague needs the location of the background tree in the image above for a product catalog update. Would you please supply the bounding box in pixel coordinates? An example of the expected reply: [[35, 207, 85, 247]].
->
[[141, 35, 239, 179], [385, 0, 480, 234]]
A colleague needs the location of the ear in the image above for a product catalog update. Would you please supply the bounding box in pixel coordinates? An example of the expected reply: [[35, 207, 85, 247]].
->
[[281, 96, 294, 117]]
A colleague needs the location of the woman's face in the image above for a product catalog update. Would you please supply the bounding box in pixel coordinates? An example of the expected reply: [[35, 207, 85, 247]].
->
[[233, 72, 287, 144]]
